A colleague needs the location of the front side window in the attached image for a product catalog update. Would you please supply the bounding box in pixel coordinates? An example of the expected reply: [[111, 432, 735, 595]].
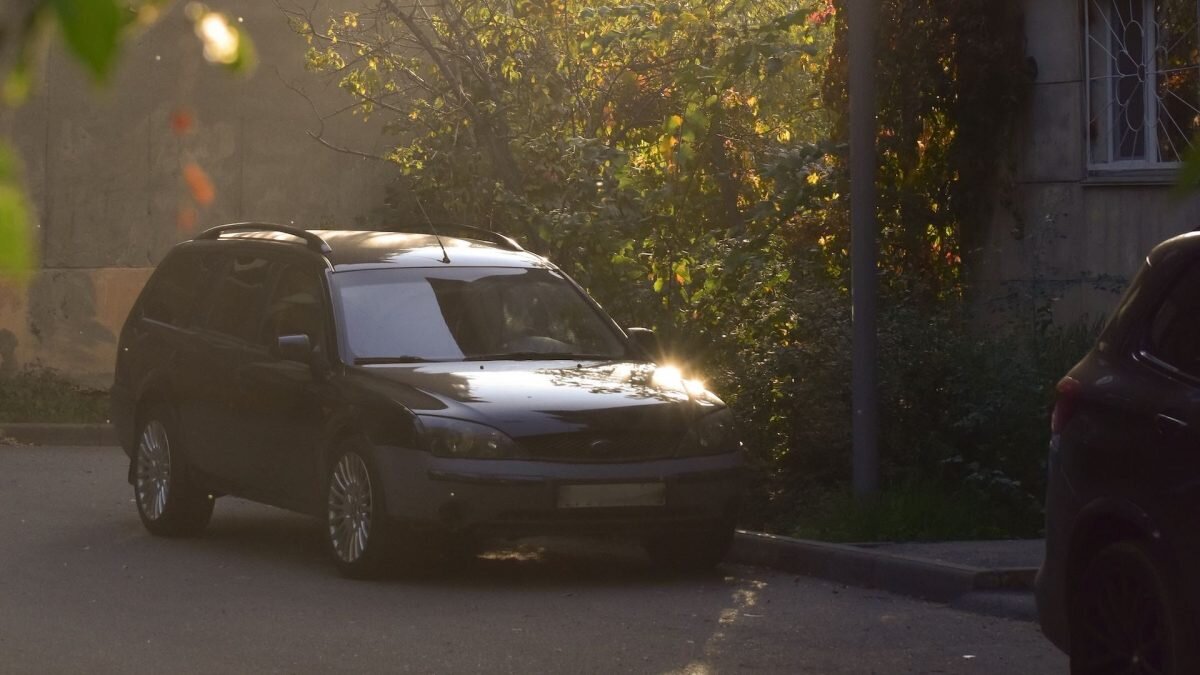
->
[[334, 267, 628, 362], [1146, 260, 1200, 376], [1086, 0, 1200, 168], [260, 264, 327, 349]]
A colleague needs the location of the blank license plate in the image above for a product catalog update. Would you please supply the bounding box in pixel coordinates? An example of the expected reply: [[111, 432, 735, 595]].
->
[[556, 483, 666, 509]]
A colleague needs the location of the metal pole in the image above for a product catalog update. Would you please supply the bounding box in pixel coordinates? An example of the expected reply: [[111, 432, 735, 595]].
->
[[848, 0, 879, 499]]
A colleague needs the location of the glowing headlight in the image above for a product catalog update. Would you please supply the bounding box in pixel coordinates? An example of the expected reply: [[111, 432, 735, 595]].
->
[[682, 408, 739, 456], [419, 416, 517, 459]]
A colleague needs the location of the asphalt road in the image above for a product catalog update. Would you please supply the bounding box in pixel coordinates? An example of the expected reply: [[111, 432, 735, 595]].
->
[[0, 446, 1066, 674]]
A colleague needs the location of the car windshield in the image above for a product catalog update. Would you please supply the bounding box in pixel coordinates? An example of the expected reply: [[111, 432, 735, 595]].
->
[[334, 266, 629, 362]]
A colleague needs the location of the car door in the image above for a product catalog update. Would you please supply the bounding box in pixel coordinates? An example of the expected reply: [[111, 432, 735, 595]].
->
[[1116, 258, 1200, 576], [189, 251, 278, 491], [233, 256, 331, 512]]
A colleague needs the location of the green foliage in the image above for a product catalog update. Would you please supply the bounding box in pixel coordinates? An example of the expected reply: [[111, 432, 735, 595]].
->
[[0, 365, 109, 424], [782, 478, 1043, 543]]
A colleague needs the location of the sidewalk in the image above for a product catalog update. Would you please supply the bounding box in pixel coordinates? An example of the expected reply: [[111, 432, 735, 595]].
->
[[730, 532, 1042, 622]]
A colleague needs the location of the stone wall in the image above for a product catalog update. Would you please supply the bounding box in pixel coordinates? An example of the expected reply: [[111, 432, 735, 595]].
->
[[0, 1, 393, 387]]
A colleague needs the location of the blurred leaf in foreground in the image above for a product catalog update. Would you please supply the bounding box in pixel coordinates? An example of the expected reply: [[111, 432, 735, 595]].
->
[[1175, 140, 1200, 197], [0, 144, 34, 280], [51, 0, 124, 82]]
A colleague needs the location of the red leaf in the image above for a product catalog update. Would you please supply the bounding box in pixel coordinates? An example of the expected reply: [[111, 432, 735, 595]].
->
[[171, 107, 194, 136], [183, 162, 215, 206]]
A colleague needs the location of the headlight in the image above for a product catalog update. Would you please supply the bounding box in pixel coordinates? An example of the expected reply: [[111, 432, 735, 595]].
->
[[681, 408, 738, 456], [418, 416, 518, 459]]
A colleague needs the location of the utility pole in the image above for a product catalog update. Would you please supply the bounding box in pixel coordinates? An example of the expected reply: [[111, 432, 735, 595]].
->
[[848, 0, 879, 499]]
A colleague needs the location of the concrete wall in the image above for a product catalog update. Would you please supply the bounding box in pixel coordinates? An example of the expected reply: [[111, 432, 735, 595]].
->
[[976, 0, 1200, 324], [0, 1, 394, 387]]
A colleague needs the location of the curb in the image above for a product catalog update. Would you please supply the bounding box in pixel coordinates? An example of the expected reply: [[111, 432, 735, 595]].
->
[[0, 423, 117, 447], [729, 531, 1038, 620]]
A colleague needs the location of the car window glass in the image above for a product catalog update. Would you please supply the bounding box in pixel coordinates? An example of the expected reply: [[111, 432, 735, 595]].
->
[[340, 275, 466, 360], [261, 264, 326, 349], [333, 267, 627, 361], [1147, 261, 1200, 377], [203, 255, 274, 343], [141, 250, 218, 327]]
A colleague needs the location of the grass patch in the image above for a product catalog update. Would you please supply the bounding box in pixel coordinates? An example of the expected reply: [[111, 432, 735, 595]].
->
[[775, 480, 1044, 543], [0, 366, 109, 423]]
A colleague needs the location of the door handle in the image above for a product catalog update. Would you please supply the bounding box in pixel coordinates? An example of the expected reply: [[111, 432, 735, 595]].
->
[[1155, 413, 1188, 437]]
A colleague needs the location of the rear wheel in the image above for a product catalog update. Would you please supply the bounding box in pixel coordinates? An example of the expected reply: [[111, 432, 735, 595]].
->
[[133, 408, 214, 537], [643, 521, 734, 573], [325, 442, 395, 578], [1069, 540, 1197, 675]]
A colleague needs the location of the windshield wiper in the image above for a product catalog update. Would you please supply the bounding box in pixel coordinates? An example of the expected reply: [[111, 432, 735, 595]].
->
[[354, 356, 432, 364], [463, 352, 619, 362]]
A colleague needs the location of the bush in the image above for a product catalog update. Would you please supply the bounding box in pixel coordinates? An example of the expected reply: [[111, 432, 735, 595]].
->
[[727, 281, 1099, 539], [779, 478, 1043, 543]]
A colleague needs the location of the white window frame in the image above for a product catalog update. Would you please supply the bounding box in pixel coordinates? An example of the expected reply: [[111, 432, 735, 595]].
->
[[1085, 0, 1200, 171]]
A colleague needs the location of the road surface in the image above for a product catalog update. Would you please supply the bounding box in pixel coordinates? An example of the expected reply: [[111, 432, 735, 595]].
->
[[0, 446, 1066, 673]]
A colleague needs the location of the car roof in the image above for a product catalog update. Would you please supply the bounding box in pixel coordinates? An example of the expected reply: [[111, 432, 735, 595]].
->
[[189, 226, 550, 270], [1148, 230, 1200, 268]]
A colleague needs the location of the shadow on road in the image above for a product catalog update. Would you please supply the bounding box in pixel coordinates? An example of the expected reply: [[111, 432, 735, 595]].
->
[[186, 501, 719, 588]]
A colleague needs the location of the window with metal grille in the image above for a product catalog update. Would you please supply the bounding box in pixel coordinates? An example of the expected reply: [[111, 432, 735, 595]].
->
[[1086, 0, 1200, 168]]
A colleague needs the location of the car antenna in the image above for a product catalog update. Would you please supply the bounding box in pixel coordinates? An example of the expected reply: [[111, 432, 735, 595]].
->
[[415, 197, 450, 264]]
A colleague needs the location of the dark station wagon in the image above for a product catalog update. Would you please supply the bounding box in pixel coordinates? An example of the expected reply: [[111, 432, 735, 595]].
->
[[111, 223, 744, 577]]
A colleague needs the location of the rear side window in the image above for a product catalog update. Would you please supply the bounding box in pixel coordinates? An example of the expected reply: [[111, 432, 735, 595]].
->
[[203, 255, 275, 343], [1146, 261, 1200, 377], [142, 250, 218, 327]]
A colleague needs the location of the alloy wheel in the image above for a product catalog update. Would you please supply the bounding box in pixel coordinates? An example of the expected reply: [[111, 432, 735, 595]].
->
[[327, 453, 374, 563], [135, 420, 172, 521]]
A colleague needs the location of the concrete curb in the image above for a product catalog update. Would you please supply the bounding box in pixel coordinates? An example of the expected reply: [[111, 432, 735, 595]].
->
[[0, 423, 117, 447], [729, 530, 1038, 620]]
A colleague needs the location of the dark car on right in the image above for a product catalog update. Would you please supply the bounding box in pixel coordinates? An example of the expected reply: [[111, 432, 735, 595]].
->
[[1039, 232, 1200, 674]]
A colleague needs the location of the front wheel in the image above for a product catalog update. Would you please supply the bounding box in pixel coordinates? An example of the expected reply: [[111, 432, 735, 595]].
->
[[133, 409, 214, 537], [1069, 540, 1197, 675], [325, 442, 395, 578], [643, 521, 735, 573]]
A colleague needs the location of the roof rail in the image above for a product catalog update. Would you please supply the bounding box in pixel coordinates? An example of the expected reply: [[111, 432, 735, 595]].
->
[[404, 222, 523, 252], [195, 222, 332, 254]]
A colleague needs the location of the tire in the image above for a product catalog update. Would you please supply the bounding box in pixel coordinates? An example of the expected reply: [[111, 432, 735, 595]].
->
[[1069, 540, 1198, 675], [325, 441, 396, 579], [643, 520, 735, 573], [133, 407, 214, 537]]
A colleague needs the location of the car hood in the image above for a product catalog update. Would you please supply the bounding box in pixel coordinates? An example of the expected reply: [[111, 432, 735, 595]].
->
[[353, 360, 724, 438]]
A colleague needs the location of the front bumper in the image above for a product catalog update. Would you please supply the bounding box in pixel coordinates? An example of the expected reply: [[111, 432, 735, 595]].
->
[[110, 383, 136, 457], [372, 447, 744, 536]]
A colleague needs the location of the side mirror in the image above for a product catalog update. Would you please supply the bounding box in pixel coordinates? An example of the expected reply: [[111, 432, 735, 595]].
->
[[626, 327, 664, 363], [277, 334, 313, 363]]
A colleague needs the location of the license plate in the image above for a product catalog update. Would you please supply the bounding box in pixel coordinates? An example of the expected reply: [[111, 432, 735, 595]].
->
[[556, 482, 666, 509]]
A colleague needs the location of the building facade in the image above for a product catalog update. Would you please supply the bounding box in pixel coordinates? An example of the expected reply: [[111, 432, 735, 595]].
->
[[978, 0, 1200, 322]]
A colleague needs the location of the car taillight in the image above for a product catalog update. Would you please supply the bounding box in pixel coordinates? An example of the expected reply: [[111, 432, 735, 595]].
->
[[1051, 376, 1081, 435]]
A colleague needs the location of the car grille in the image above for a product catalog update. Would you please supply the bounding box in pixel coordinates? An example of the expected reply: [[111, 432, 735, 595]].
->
[[517, 431, 682, 462]]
